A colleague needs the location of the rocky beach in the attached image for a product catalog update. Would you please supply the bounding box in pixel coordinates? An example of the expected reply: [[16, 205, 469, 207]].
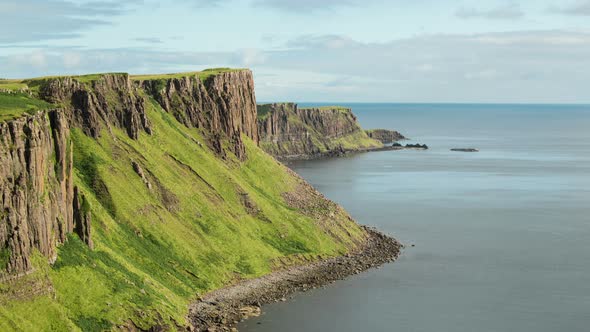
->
[[189, 227, 402, 331]]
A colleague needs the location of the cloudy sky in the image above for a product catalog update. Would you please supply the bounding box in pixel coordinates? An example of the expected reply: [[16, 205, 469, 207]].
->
[[1, 0, 590, 103]]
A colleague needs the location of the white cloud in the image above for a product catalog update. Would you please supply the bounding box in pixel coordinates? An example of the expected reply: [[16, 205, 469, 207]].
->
[[554, 0, 590, 15], [237, 48, 268, 66], [2, 30, 590, 103], [0, 0, 138, 43], [456, 4, 524, 20], [63, 52, 81, 68], [464, 69, 501, 80], [471, 31, 590, 45], [255, 31, 590, 102], [28, 52, 47, 68], [252, 0, 374, 13]]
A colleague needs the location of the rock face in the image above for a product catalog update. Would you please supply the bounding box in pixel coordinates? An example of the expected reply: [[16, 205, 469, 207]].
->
[[365, 129, 406, 143], [1, 70, 259, 277], [257, 103, 383, 159], [0, 110, 75, 276], [40, 74, 152, 140], [140, 71, 258, 160]]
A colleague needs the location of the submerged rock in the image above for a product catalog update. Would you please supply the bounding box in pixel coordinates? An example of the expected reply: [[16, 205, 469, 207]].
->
[[451, 148, 479, 152], [405, 143, 429, 149]]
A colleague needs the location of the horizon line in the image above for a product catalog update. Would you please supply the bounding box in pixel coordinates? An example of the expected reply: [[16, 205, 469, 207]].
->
[[257, 101, 590, 106]]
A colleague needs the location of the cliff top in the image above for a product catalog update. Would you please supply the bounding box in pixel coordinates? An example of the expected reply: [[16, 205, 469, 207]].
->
[[256, 102, 296, 120], [256, 103, 352, 120], [0, 68, 248, 91], [130, 68, 248, 82], [299, 105, 351, 112], [0, 92, 54, 122], [0, 68, 249, 121]]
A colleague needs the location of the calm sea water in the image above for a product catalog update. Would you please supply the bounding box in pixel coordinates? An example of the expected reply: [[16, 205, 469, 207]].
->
[[240, 103, 590, 332]]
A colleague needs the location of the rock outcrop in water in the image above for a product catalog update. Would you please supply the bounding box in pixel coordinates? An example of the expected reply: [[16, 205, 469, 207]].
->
[[451, 148, 479, 152], [257, 103, 389, 159], [405, 143, 429, 149]]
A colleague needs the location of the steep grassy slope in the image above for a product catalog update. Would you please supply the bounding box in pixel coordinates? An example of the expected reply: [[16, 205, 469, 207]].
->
[[258, 103, 383, 159], [0, 73, 365, 330]]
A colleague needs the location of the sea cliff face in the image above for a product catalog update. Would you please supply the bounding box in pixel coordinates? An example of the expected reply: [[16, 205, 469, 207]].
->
[[39, 74, 152, 140], [139, 71, 258, 160], [365, 129, 406, 143], [0, 111, 72, 276], [1, 72, 264, 277], [257, 103, 383, 159], [0, 70, 367, 330]]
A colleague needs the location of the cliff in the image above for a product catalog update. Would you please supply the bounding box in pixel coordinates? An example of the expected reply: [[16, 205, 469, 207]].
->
[[0, 70, 367, 330], [138, 70, 258, 160], [365, 129, 406, 143], [0, 107, 97, 278], [257, 103, 383, 159], [1, 111, 68, 276]]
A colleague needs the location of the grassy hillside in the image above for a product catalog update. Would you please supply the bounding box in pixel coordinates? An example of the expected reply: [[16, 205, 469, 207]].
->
[[0, 92, 54, 121], [0, 95, 364, 330]]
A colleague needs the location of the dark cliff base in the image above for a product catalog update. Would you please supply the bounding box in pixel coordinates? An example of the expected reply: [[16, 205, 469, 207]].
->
[[188, 227, 402, 332], [276, 144, 428, 161]]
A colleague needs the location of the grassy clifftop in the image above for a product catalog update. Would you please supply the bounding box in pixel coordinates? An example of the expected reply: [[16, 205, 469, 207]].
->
[[0, 71, 366, 330], [0, 93, 54, 121]]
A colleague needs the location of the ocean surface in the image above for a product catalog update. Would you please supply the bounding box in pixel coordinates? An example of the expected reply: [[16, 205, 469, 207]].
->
[[239, 103, 590, 332]]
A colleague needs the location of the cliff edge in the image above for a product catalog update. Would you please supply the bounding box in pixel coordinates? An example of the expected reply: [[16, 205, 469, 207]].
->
[[258, 103, 396, 160], [0, 69, 374, 331]]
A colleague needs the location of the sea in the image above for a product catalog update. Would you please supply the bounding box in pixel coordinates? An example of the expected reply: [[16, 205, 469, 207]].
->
[[239, 103, 590, 332]]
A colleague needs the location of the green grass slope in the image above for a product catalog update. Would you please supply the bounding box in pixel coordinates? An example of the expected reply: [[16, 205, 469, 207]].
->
[[0, 93, 54, 121], [0, 97, 365, 330]]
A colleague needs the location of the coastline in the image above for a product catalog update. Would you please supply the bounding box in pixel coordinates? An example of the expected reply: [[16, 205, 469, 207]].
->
[[188, 227, 402, 331], [274, 144, 417, 162]]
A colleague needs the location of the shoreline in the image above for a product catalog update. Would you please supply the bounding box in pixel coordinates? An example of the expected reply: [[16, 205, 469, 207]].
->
[[188, 227, 402, 331], [274, 144, 427, 162]]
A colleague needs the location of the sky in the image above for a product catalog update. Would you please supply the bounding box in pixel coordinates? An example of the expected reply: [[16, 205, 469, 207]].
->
[[1, 0, 590, 103]]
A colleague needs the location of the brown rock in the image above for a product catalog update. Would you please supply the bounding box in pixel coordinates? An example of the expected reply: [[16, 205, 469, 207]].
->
[[0, 110, 75, 275], [40, 74, 152, 140], [140, 70, 258, 160], [73, 186, 93, 249], [365, 129, 406, 143], [257, 103, 389, 159]]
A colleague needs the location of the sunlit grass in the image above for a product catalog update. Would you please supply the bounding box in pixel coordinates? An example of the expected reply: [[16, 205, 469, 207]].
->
[[0, 93, 54, 121], [0, 94, 363, 330]]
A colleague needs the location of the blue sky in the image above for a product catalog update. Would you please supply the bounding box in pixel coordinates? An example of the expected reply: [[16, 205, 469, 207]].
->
[[1, 0, 590, 103]]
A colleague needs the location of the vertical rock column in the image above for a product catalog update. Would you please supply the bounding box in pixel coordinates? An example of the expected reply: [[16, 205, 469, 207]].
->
[[0, 110, 83, 276]]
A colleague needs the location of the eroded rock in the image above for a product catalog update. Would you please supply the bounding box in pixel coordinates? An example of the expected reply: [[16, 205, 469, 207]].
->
[[0, 110, 76, 275], [140, 71, 258, 160], [365, 129, 406, 143]]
